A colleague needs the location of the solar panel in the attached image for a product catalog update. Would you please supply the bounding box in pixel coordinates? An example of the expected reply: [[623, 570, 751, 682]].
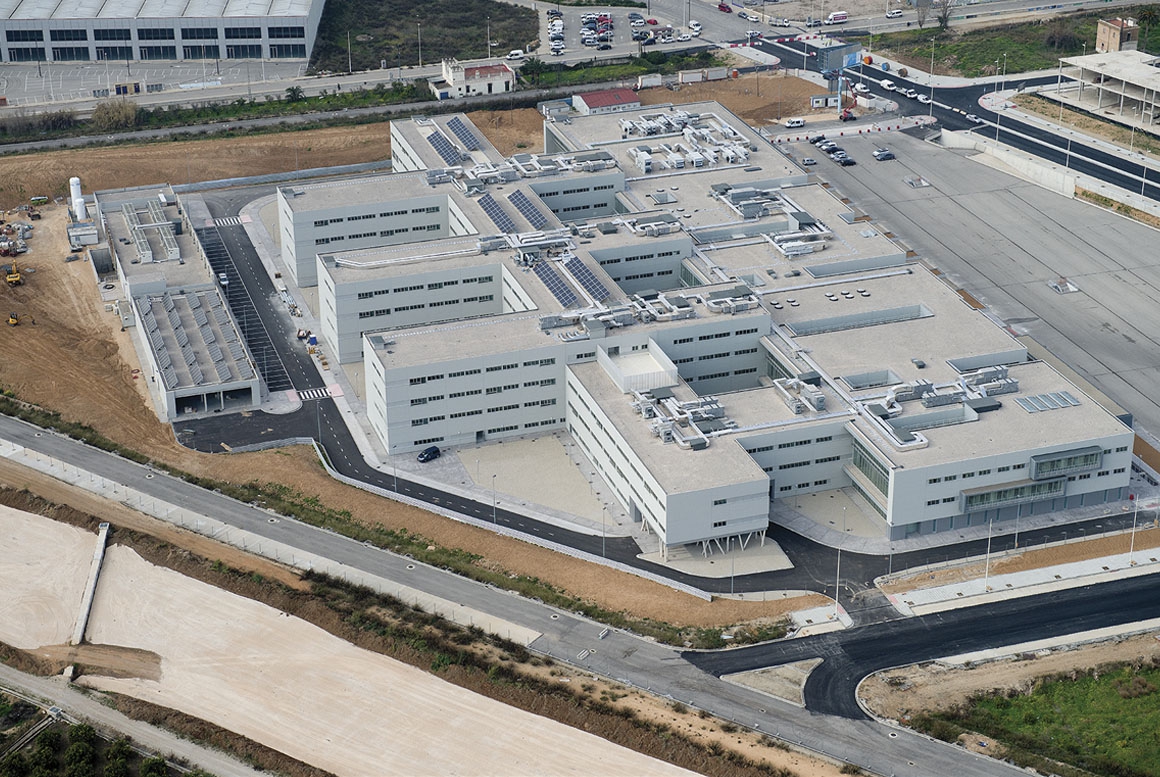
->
[[477, 193, 517, 234], [425, 130, 463, 167], [564, 256, 611, 301], [534, 262, 578, 307], [507, 190, 549, 230], [447, 116, 480, 151]]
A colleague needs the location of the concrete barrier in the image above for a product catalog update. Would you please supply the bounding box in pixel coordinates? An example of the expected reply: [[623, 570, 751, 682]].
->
[[72, 522, 110, 645]]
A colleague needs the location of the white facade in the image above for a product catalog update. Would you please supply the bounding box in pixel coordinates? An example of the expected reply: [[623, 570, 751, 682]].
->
[[1, 0, 323, 63], [286, 107, 1134, 551], [430, 59, 516, 100]]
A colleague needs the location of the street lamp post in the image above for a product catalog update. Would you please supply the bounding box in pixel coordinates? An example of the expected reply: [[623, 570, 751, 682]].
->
[[491, 474, 497, 524], [487, 17, 492, 60], [417, 22, 423, 68], [983, 517, 994, 591], [928, 40, 936, 117], [1129, 495, 1140, 565], [601, 505, 607, 557]]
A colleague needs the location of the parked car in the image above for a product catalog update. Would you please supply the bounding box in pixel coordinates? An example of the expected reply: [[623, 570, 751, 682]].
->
[[718, 2, 733, 12], [547, 8, 562, 16], [598, 43, 612, 50], [904, 88, 918, 99], [677, 32, 692, 41], [838, 157, 857, 166], [770, 17, 791, 26], [646, 17, 659, 24], [632, 30, 649, 40], [886, 8, 904, 17], [880, 79, 896, 91], [746, 29, 763, 38], [853, 82, 870, 94], [631, 18, 645, 26], [217, 272, 229, 288], [738, 11, 757, 21], [873, 148, 895, 160], [642, 36, 657, 45], [916, 93, 932, 105], [689, 20, 702, 31], [965, 113, 985, 124], [801, 157, 817, 166], [417, 445, 441, 463], [506, 49, 525, 60], [628, 12, 644, 20]]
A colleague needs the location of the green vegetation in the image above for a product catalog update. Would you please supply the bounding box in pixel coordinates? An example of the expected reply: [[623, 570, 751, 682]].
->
[[310, 0, 538, 74], [0, 724, 190, 777], [914, 660, 1160, 777], [854, 5, 1160, 77], [522, 50, 722, 88]]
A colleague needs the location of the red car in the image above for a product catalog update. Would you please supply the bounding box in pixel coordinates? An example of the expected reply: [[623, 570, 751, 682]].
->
[[646, 18, 658, 24], [718, 2, 732, 11]]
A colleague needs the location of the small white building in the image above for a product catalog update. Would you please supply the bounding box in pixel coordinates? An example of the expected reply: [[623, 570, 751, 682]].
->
[[430, 59, 516, 100], [572, 88, 640, 116]]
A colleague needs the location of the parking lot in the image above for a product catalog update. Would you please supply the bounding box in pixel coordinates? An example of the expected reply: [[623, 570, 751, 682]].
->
[[786, 130, 1160, 434]]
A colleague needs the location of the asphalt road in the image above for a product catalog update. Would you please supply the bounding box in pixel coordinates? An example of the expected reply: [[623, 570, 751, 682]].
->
[[0, 412, 1082, 776], [686, 573, 1160, 717]]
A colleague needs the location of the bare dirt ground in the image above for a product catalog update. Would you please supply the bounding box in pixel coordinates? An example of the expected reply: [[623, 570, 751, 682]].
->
[[860, 630, 1160, 727], [880, 526, 1160, 593], [0, 505, 93, 649], [0, 205, 814, 631]]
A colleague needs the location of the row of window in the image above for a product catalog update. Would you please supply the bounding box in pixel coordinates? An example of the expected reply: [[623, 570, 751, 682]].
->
[[747, 436, 837, 455], [7, 43, 305, 60], [10, 26, 305, 43], [410, 359, 554, 386], [929, 464, 1026, 484], [778, 480, 829, 492]]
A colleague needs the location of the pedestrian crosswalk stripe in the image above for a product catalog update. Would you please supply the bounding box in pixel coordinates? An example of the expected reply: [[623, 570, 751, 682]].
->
[[298, 387, 331, 401], [214, 216, 243, 227]]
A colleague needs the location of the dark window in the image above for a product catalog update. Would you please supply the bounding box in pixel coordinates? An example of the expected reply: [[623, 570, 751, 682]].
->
[[50, 29, 88, 41], [93, 28, 132, 41], [182, 44, 220, 59], [181, 28, 219, 40], [52, 46, 90, 60], [226, 44, 262, 58], [267, 26, 305, 38], [138, 28, 175, 40], [95, 46, 133, 60], [139, 45, 177, 60], [225, 27, 262, 39], [7, 46, 45, 61], [269, 43, 306, 58], [6, 30, 44, 42]]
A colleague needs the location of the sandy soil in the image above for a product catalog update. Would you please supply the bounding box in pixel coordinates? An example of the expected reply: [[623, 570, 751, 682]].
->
[[860, 630, 1160, 724], [725, 659, 823, 707], [0, 505, 93, 649], [78, 541, 696, 777], [638, 72, 837, 127], [881, 526, 1160, 593], [0, 125, 391, 203]]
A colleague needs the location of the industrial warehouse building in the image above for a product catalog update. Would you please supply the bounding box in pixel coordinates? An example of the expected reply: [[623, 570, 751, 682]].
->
[[271, 106, 1134, 552], [95, 185, 261, 420], [0, 0, 323, 62]]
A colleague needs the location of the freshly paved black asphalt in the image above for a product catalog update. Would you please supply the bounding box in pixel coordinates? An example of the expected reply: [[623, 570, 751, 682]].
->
[[686, 573, 1160, 717]]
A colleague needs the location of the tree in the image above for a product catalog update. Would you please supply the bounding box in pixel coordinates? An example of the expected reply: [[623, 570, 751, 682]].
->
[[1138, 6, 1159, 53], [935, 0, 952, 30], [284, 85, 306, 102], [67, 724, 96, 747], [915, 0, 931, 28], [139, 757, 167, 777], [520, 57, 547, 85], [90, 99, 138, 132]]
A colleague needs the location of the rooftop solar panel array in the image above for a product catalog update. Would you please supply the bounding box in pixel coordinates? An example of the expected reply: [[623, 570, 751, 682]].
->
[[447, 116, 480, 151], [477, 193, 517, 234], [534, 262, 578, 307], [426, 130, 463, 167], [564, 256, 611, 301], [1014, 391, 1081, 413], [507, 190, 549, 230]]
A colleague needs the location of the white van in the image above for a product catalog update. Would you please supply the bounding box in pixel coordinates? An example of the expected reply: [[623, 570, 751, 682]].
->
[[784, 118, 806, 128], [824, 10, 848, 24]]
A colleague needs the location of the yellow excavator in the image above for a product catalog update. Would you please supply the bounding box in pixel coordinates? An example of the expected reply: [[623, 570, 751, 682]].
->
[[5, 258, 22, 286], [7, 312, 18, 326]]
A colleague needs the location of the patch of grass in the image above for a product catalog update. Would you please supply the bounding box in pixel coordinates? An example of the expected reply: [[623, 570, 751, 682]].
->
[[522, 50, 722, 89], [851, 7, 1160, 78], [922, 663, 1160, 777], [311, 0, 538, 74]]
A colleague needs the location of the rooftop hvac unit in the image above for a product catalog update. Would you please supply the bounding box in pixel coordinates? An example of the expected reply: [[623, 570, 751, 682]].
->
[[801, 384, 826, 411], [921, 391, 964, 408]]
